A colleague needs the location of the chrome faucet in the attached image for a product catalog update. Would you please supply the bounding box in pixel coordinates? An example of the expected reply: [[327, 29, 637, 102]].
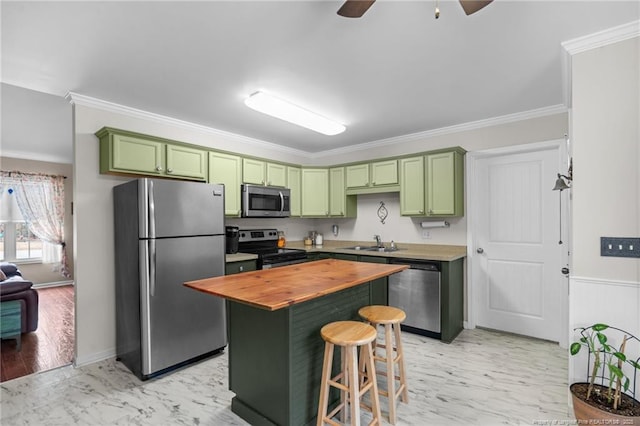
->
[[373, 234, 383, 247]]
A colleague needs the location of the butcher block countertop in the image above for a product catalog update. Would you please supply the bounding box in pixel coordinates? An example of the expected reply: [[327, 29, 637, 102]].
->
[[184, 259, 408, 311]]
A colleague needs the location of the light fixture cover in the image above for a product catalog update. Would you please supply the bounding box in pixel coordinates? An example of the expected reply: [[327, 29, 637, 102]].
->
[[244, 91, 345, 136]]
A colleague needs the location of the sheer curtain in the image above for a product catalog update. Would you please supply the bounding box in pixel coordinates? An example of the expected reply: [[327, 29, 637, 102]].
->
[[0, 171, 70, 278]]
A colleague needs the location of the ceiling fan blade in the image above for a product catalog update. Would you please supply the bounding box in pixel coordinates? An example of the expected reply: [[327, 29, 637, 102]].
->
[[459, 0, 493, 16], [337, 0, 376, 18]]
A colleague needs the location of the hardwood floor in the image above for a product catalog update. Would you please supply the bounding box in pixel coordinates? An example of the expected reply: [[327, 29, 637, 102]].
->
[[1, 285, 74, 382]]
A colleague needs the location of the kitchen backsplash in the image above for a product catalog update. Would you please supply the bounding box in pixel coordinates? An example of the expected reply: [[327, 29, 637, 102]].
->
[[227, 192, 467, 246]]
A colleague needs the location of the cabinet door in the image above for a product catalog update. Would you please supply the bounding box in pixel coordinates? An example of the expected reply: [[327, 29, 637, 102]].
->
[[209, 152, 242, 216], [225, 260, 257, 275], [426, 151, 464, 216], [266, 163, 287, 187], [358, 255, 389, 305], [329, 167, 346, 216], [287, 167, 301, 217], [301, 169, 329, 217], [166, 145, 207, 180], [371, 160, 398, 186], [400, 156, 425, 215], [345, 164, 370, 189], [242, 158, 266, 185], [112, 134, 164, 175]]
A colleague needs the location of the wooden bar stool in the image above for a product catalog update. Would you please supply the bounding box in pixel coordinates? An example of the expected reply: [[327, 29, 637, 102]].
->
[[358, 305, 408, 425], [317, 320, 382, 426]]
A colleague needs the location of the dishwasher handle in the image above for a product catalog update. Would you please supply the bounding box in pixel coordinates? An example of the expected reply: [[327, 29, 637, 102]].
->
[[389, 258, 440, 272]]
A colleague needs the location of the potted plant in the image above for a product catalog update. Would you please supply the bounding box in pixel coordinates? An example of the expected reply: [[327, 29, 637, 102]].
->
[[570, 323, 640, 424]]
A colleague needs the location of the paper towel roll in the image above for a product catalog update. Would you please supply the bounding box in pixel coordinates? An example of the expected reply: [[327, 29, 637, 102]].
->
[[420, 221, 450, 228]]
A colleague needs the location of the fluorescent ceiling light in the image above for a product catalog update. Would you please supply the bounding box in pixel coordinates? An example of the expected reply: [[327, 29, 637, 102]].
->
[[244, 91, 346, 136]]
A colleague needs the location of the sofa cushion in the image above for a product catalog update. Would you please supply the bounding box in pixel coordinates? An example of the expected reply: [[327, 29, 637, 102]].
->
[[0, 262, 19, 277], [0, 278, 33, 295]]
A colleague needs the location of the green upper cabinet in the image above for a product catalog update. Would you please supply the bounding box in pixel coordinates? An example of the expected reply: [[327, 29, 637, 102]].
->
[[301, 168, 329, 217], [399, 156, 425, 216], [399, 148, 465, 217], [329, 167, 356, 217], [425, 149, 465, 216], [371, 160, 398, 186], [287, 166, 302, 217], [345, 160, 400, 195], [209, 152, 243, 217], [242, 159, 287, 187], [345, 163, 370, 189], [165, 144, 207, 180], [97, 127, 207, 181]]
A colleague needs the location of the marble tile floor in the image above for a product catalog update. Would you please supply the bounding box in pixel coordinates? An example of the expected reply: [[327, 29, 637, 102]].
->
[[0, 328, 572, 425]]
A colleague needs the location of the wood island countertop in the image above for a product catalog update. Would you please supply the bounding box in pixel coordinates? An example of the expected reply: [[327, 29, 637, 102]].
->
[[184, 259, 408, 311]]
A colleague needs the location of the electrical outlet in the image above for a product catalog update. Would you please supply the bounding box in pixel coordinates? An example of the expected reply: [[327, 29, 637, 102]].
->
[[422, 230, 431, 239], [600, 237, 640, 258]]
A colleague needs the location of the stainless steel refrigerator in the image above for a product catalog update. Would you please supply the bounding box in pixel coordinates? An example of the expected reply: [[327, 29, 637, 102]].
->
[[114, 178, 227, 380]]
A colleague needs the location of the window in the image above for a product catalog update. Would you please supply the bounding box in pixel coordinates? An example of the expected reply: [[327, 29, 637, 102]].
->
[[0, 188, 43, 262]]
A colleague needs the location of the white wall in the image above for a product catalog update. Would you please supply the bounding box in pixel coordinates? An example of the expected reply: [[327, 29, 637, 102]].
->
[[569, 36, 640, 384], [72, 98, 567, 364]]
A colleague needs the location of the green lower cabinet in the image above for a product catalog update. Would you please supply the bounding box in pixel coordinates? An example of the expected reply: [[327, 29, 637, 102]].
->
[[440, 258, 464, 343], [225, 260, 257, 275], [358, 256, 389, 306], [227, 283, 373, 425], [305, 252, 332, 262]]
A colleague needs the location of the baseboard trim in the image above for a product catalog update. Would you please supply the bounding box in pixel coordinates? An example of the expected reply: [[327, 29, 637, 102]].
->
[[33, 280, 74, 289], [74, 348, 116, 367]]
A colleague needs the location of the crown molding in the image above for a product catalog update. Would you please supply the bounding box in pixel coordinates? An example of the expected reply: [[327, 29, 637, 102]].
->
[[65, 92, 567, 162], [311, 104, 568, 159], [0, 149, 72, 165], [561, 20, 639, 111], [561, 20, 640, 56], [65, 92, 310, 158]]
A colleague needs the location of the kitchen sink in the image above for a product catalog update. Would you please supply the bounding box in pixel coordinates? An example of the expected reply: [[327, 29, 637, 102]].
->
[[340, 245, 380, 251], [341, 246, 405, 253]]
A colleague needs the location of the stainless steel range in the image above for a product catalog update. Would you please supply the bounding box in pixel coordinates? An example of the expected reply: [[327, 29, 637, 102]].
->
[[238, 229, 308, 269]]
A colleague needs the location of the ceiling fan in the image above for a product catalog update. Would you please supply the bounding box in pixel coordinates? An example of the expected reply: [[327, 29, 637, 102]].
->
[[337, 0, 493, 18]]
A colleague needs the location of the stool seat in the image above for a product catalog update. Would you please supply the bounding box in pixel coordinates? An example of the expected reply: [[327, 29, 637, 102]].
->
[[321, 321, 377, 346], [358, 306, 406, 324]]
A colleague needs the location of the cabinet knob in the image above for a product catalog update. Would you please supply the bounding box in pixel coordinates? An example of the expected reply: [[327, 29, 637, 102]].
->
[[477, 248, 484, 254], [429, 209, 433, 214], [262, 180, 265, 185], [239, 266, 244, 272], [156, 166, 163, 172], [267, 181, 271, 186], [419, 210, 424, 214], [167, 168, 173, 173]]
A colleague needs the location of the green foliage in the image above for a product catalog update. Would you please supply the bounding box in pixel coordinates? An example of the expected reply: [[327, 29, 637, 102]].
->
[[570, 323, 640, 409]]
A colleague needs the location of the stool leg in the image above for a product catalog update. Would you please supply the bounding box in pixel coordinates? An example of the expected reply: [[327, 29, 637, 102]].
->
[[340, 346, 347, 423], [393, 323, 409, 403], [346, 345, 361, 426], [317, 341, 334, 426], [384, 323, 397, 424], [358, 322, 374, 389], [363, 341, 382, 425]]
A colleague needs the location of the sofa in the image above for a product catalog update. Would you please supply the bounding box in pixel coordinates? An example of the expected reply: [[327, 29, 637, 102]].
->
[[0, 262, 39, 333]]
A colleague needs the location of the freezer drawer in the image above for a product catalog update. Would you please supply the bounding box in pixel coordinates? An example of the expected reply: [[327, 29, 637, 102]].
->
[[388, 261, 441, 335]]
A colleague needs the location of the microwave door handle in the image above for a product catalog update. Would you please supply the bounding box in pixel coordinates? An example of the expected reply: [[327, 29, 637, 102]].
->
[[279, 191, 284, 212]]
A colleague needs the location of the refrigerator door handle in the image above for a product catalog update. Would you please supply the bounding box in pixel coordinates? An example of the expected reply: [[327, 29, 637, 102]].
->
[[148, 179, 156, 239], [149, 239, 156, 297], [139, 240, 152, 375]]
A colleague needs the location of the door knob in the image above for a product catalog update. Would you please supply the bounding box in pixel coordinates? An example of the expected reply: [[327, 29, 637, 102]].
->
[[477, 248, 484, 254], [561, 267, 570, 275]]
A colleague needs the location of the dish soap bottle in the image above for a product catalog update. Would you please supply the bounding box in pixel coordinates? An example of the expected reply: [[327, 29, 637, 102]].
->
[[277, 231, 286, 248]]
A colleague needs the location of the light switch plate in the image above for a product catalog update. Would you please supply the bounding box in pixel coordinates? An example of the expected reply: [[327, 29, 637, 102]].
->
[[600, 237, 640, 258]]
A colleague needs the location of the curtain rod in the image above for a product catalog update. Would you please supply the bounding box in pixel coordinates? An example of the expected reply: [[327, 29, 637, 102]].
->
[[1, 170, 67, 179]]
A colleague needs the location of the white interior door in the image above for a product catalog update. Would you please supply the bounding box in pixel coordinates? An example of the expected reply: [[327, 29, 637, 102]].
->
[[470, 142, 566, 343]]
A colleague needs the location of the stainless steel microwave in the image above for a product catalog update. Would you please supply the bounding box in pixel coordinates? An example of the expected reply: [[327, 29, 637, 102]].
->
[[241, 184, 290, 218]]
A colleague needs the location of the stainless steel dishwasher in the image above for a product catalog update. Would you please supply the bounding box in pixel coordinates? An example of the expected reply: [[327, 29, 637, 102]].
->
[[388, 258, 441, 339]]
